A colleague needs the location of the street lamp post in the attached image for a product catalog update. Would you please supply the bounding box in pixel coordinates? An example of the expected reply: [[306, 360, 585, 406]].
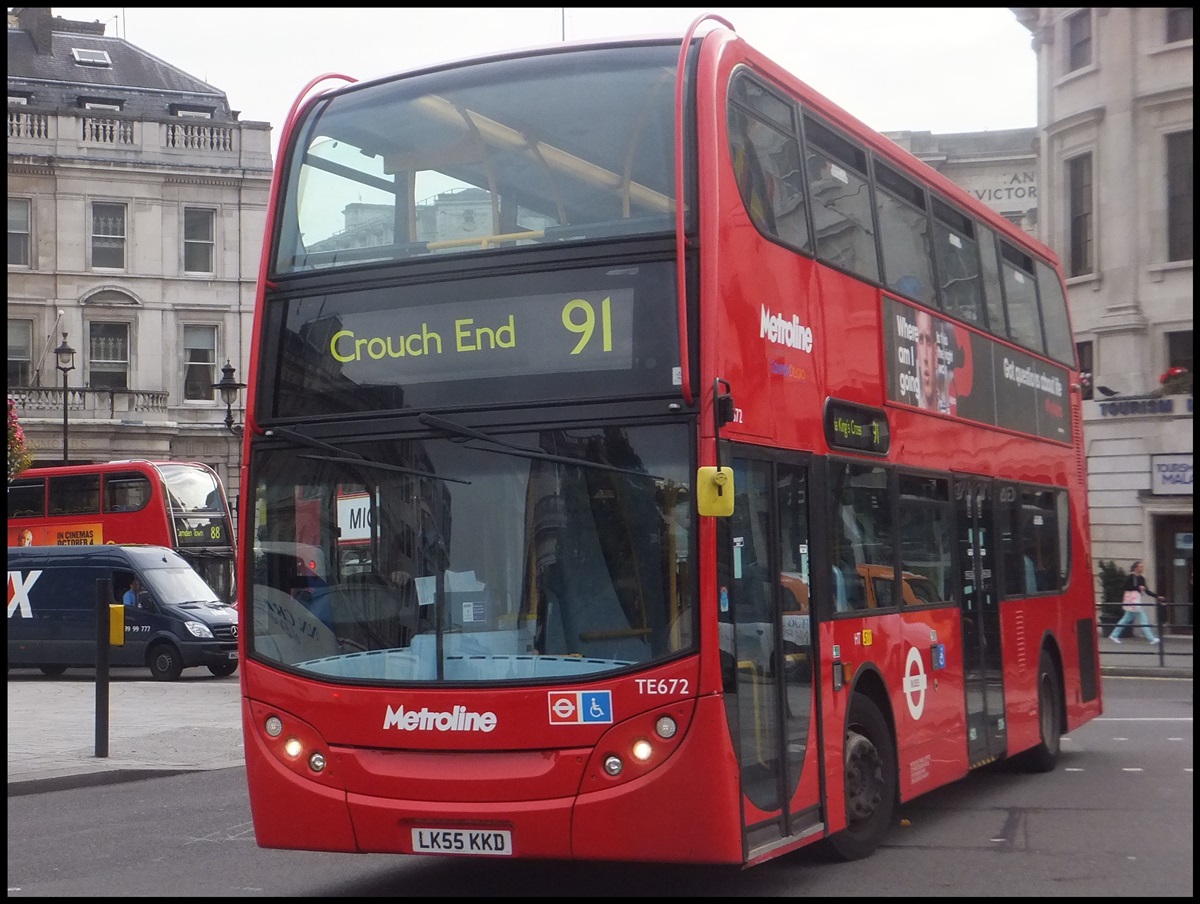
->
[[54, 332, 76, 464], [213, 360, 246, 435]]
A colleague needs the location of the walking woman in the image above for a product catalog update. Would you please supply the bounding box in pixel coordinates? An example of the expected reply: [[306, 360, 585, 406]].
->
[[1111, 560, 1161, 644]]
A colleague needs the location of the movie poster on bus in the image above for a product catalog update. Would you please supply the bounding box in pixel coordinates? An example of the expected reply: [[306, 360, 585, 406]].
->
[[884, 297, 991, 419], [883, 297, 1068, 443]]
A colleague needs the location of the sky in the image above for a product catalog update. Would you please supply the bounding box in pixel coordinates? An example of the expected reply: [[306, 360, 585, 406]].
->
[[46, 7, 1037, 156]]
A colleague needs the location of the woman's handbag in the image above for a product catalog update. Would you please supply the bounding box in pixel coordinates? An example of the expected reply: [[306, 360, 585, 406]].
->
[[1122, 589, 1143, 612]]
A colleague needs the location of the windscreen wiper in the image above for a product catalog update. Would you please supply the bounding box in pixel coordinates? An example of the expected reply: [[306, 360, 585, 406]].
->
[[268, 426, 469, 484], [417, 413, 662, 481], [266, 426, 364, 460]]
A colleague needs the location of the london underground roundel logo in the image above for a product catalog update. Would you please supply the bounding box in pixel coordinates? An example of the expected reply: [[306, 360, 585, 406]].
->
[[904, 647, 927, 719]]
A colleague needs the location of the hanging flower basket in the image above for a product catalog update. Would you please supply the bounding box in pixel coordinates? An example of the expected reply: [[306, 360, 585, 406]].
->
[[1157, 366, 1192, 396], [8, 397, 34, 482]]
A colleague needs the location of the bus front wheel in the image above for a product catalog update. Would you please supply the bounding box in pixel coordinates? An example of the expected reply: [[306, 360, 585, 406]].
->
[[148, 643, 184, 681], [822, 694, 897, 861]]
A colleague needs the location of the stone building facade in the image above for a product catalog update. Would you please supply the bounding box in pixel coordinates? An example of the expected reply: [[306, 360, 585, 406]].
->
[[7, 7, 273, 519], [1014, 7, 1193, 624]]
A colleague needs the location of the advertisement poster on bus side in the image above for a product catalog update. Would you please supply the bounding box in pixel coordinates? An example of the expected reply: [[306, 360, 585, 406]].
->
[[10, 523, 105, 546], [884, 297, 1069, 443]]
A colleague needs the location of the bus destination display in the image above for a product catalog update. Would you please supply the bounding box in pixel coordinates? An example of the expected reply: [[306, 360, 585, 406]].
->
[[309, 289, 635, 385], [269, 260, 681, 418], [175, 517, 229, 546]]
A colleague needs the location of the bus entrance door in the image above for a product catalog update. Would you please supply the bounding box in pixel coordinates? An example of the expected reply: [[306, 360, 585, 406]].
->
[[722, 456, 820, 857], [954, 476, 1007, 766]]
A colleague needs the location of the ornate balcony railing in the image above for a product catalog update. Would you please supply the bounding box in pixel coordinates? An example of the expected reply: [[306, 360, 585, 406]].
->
[[8, 109, 241, 158], [9, 386, 170, 420], [8, 109, 50, 139]]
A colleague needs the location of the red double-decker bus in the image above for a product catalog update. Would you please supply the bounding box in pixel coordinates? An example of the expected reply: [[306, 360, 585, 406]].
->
[[8, 459, 236, 603], [238, 15, 1100, 865]]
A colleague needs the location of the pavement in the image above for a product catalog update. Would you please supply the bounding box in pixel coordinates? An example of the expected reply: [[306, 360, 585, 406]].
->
[[7, 635, 1191, 797]]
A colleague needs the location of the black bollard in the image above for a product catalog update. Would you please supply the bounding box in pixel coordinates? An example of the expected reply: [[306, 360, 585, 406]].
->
[[95, 577, 112, 758]]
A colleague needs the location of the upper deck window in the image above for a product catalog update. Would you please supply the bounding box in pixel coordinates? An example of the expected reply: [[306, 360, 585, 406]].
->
[[728, 72, 809, 252], [874, 160, 933, 305], [999, 242, 1044, 355], [931, 198, 984, 325], [275, 43, 681, 275], [802, 114, 878, 284]]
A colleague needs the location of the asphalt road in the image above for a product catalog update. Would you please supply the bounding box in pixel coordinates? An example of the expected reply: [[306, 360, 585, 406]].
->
[[6, 674, 1191, 897]]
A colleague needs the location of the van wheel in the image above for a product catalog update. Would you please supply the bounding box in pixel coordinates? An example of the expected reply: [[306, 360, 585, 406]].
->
[[148, 643, 184, 681], [820, 694, 897, 861], [208, 661, 238, 678], [40, 665, 68, 677]]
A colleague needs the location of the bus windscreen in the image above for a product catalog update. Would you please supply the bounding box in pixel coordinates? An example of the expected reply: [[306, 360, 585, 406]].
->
[[274, 43, 682, 275]]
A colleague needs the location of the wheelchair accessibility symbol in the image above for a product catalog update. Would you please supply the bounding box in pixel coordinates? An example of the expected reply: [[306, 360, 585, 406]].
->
[[548, 690, 613, 725]]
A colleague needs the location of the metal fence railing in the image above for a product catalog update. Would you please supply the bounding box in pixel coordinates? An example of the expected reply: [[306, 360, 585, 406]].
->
[[1095, 598, 1193, 671]]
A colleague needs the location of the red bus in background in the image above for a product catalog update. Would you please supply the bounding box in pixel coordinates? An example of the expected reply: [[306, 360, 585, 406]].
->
[[8, 460, 236, 603], [237, 15, 1100, 866]]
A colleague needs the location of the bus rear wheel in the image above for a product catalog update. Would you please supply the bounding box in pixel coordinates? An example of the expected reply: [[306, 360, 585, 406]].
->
[[1017, 650, 1062, 773], [208, 661, 238, 678], [822, 694, 897, 861], [148, 643, 184, 681]]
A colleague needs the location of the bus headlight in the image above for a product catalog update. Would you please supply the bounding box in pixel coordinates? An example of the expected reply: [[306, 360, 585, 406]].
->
[[248, 700, 334, 786], [583, 701, 695, 790]]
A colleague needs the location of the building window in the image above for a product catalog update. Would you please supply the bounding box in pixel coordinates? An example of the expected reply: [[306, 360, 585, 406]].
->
[[1166, 130, 1193, 262], [91, 202, 126, 269], [1066, 10, 1093, 73], [1166, 8, 1193, 43], [183, 325, 217, 401], [1167, 331, 1193, 372], [184, 208, 216, 273], [1067, 153, 1093, 277], [89, 321, 130, 390], [71, 47, 112, 67], [8, 320, 33, 386], [9, 198, 31, 266], [1076, 340, 1093, 401]]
